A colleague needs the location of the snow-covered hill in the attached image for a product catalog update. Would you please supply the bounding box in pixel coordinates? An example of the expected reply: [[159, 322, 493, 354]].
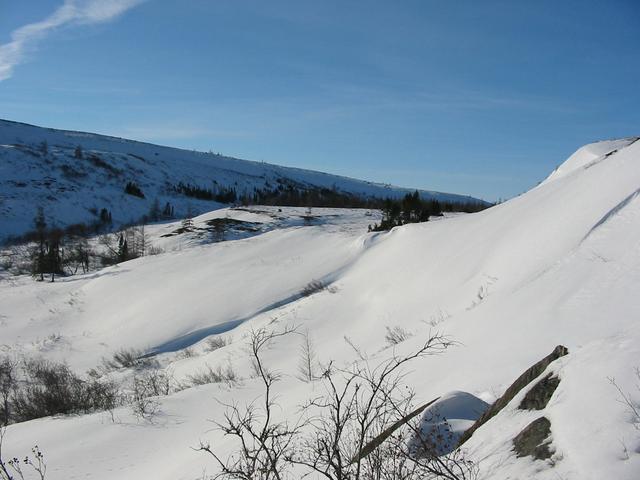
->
[[1, 136, 639, 480], [0, 119, 483, 241]]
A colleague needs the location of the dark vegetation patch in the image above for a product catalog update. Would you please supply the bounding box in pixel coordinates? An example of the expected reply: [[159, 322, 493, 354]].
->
[[10, 143, 41, 157], [124, 181, 145, 198], [1, 357, 119, 423], [60, 163, 88, 179], [161, 218, 261, 238], [86, 153, 122, 176], [205, 217, 260, 231], [172, 182, 237, 203]]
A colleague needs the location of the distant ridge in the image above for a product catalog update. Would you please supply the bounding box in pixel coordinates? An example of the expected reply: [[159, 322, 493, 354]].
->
[[0, 118, 486, 239]]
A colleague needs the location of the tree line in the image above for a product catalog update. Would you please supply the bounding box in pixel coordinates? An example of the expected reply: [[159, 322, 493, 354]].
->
[[13, 207, 163, 282], [369, 191, 488, 232]]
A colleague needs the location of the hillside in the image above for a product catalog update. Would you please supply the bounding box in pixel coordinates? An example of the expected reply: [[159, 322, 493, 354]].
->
[[0, 136, 639, 480], [0, 119, 483, 241]]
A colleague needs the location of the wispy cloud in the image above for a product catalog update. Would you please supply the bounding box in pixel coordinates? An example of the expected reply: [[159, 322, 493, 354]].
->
[[0, 0, 146, 81]]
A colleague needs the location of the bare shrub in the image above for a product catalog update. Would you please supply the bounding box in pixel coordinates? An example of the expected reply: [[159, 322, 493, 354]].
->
[[205, 336, 229, 352], [187, 364, 238, 387], [197, 327, 300, 479], [102, 348, 157, 371], [134, 368, 174, 397], [179, 348, 197, 359], [1, 426, 47, 480], [199, 331, 475, 480], [297, 330, 317, 382], [147, 245, 165, 256], [301, 279, 326, 297], [291, 334, 473, 480], [608, 367, 640, 429], [10, 358, 120, 423], [0, 358, 18, 425], [130, 376, 160, 421], [127, 368, 178, 421], [384, 325, 412, 346]]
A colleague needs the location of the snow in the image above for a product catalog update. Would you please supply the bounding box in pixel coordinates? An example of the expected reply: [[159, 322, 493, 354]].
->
[[1, 136, 640, 479], [542, 137, 638, 184]]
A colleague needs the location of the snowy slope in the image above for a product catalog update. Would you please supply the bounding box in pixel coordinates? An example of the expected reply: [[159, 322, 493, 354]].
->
[[1, 137, 640, 479], [0, 119, 482, 240]]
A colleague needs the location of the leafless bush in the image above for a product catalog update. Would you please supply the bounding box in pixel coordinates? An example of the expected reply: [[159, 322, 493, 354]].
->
[[0, 358, 17, 425], [10, 358, 120, 423], [301, 279, 326, 297], [291, 334, 473, 480], [609, 367, 640, 430], [297, 330, 318, 382], [134, 368, 175, 397], [179, 348, 197, 359], [147, 245, 165, 256], [205, 336, 230, 352], [1, 427, 47, 480], [186, 364, 238, 387], [384, 325, 412, 346], [102, 348, 157, 371], [127, 368, 178, 420], [199, 329, 474, 480], [197, 327, 301, 479], [130, 376, 160, 421]]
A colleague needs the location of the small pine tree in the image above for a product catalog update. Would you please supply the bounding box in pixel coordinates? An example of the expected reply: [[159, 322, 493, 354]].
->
[[182, 205, 195, 230], [32, 207, 47, 281], [74, 145, 83, 159], [117, 234, 129, 262], [99, 208, 113, 226], [162, 202, 174, 218], [181, 216, 194, 230]]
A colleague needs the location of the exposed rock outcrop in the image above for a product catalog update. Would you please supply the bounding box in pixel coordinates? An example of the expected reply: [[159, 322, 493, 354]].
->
[[519, 373, 560, 411], [458, 345, 568, 446], [513, 416, 553, 460]]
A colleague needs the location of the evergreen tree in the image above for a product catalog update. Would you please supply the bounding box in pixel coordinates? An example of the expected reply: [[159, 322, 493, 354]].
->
[[46, 228, 64, 282], [117, 234, 129, 262], [32, 207, 47, 281]]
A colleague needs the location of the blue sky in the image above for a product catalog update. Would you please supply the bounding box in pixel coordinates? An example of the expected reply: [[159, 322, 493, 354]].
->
[[1, 0, 639, 201]]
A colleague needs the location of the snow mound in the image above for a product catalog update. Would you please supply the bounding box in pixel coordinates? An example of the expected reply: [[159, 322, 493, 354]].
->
[[410, 391, 489, 455]]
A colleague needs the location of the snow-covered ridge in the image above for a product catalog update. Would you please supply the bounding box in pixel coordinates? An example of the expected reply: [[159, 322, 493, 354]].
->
[[0, 119, 484, 240], [543, 137, 639, 184]]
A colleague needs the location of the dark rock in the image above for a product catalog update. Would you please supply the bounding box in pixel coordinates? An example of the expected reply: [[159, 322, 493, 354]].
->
[[458, 345, 568, 446], [513, 416, 553, 460], [519, 374, 560, 410]]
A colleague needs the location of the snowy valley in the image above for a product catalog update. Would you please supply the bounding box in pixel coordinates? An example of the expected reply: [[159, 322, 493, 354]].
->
[[1, 132, 640, 480]]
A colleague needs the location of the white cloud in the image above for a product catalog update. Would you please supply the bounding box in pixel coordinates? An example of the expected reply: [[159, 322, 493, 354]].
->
[[0, 0, 146, 81]]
